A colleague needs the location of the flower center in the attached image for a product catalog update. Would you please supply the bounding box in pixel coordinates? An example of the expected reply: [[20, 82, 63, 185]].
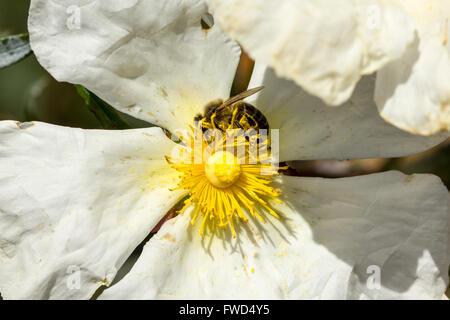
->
[[166, 107, 286, 238], [204, 151, 241, 188]]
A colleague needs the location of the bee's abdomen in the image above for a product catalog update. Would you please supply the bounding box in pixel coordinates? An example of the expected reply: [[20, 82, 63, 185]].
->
[[240, 102, 269, 130]]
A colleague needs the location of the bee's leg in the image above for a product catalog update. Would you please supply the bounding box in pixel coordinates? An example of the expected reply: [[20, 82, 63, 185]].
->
[[201, 118, 211, 130], [229, 108, 239, 129], [210, 113, 217, 129], [238, 114, 250, 130]]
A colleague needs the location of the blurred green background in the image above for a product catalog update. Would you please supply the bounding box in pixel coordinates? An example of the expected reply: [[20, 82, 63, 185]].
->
[[0, 0, 99, 128], [0, 0, 448, 189]]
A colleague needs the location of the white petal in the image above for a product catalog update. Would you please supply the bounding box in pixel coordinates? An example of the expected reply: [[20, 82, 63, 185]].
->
[[211, 0, 415, 105], [375, 1, 450, 135], [0, 121, 186, 299], [28, 0, 241, 132], [100, 171, 449, 299], [247, 64, 449, 161]]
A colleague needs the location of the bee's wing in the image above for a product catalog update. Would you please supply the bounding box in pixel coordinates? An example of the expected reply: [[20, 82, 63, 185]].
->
[[218, 86, 264, 110]]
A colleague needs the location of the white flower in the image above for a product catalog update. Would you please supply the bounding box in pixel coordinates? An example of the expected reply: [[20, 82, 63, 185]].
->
[[0, 0, 448, 299], [211, 0, 450, 136]]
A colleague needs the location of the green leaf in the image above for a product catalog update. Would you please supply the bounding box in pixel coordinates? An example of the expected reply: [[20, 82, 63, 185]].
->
[[75, 85, 131, 130], [0, 33, 32, 69]]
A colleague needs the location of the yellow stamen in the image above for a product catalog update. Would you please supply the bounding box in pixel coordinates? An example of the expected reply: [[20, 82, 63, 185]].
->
[[167, 121, 283, 238]]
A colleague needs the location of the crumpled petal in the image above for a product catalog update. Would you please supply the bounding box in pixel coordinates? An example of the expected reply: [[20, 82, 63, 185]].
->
[[0, 121, 186, 299], [100, 171, 449, 299], [28, 0, 241, 133], [247, 63, 449, 161], [375, 0, 450, 135], [211, 0, 415, 106]]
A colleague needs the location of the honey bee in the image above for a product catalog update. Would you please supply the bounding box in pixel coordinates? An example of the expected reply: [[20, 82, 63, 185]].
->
[[195, 86, 269, 132]]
